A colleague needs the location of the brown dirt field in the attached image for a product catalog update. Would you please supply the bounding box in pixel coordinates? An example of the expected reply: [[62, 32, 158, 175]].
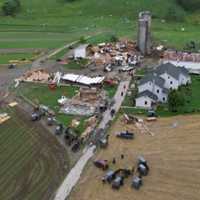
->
[[70, 115, 200, 200]]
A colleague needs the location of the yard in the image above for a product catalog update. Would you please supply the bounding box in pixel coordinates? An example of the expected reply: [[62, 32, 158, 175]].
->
[[157, 75, 200, 116], [122, 75, 200, 117], [16, 82, 87, 132], [69, 114, 200, 200], [0, 106, 69, 200]]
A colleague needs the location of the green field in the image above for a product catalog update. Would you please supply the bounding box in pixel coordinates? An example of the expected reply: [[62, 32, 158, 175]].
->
[[0, 107, 69, 200], [0, 0, 199, 51]]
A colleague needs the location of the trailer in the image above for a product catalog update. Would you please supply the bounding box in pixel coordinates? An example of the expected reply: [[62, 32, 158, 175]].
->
[[116, 131, 134, 139]]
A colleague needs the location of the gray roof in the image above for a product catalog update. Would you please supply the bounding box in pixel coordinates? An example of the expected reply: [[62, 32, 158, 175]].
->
[[137, 90, 158, 101], [139, 74, 165, 88], [155, 63, 189, 80], [162, 87, 169, 94]]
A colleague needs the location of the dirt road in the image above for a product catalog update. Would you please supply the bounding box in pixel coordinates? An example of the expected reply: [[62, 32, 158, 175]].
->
[[70, 115, 200, 200]]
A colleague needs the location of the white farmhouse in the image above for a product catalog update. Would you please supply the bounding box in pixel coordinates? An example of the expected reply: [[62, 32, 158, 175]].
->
[[135, 63, 191, 109]]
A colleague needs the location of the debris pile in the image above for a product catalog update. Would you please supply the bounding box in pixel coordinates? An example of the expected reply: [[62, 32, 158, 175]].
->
[[87, 40, 141, 67], [163, 50, 200, 63], [81, 116, 98, 140], [61, 73, 105, 86], [60, 98, 96, 116], [74, 87, 105, 105], [18, 69, 51, 83]]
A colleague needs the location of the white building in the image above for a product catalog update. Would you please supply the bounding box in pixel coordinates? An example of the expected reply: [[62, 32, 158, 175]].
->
[[135, 63, 191, 109], [74, 44, 89, 59]]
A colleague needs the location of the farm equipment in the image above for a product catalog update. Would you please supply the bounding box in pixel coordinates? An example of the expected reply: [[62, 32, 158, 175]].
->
[[94, 159, 109, 170], [116, 131, 134, 139]]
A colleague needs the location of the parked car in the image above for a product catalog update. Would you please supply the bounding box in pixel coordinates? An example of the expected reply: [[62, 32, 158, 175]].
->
[[55, 124, 63, 135], [110, 109, 115, 117], [94, 159, 109, 170], [31, 112, 41, 121]]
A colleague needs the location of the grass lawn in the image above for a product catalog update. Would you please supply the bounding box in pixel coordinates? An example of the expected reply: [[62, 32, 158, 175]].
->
[[103, 84, 118, 99], [0, 52, 35, 64], [17, 82, 88, 133], [63, 59, 89, 70]]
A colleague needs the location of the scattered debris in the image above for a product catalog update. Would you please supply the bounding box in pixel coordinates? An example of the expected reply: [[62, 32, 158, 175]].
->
[[71, 119, 80, 128], [17, 69, 51, 84], [8, 101, 18, 107], [0, 113, 10, 124]]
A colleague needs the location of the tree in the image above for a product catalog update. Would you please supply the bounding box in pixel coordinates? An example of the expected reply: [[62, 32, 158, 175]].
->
[[177, 0, 200, 11], [2, 0, 21, 16], [168, 89, 185, 112], [165, 6, 185, 22]]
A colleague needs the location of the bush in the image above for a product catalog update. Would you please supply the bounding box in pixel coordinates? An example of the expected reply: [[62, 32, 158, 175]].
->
[[168, 90, 185, 112], [79, 36, 86, 44], [2, 0, 21, 16], [177, 0, 200, 11], [110, 34, 119, 43], [165, 6, 185, 22]]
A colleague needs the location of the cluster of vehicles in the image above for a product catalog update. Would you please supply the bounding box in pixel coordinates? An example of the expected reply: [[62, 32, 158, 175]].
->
[[30, 106, 82, 153], [93, 156, 150, 190]]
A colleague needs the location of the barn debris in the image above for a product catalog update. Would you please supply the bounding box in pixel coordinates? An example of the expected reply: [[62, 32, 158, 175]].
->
[[61, 73, 105, 86], [17, 69, 51, 83]]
